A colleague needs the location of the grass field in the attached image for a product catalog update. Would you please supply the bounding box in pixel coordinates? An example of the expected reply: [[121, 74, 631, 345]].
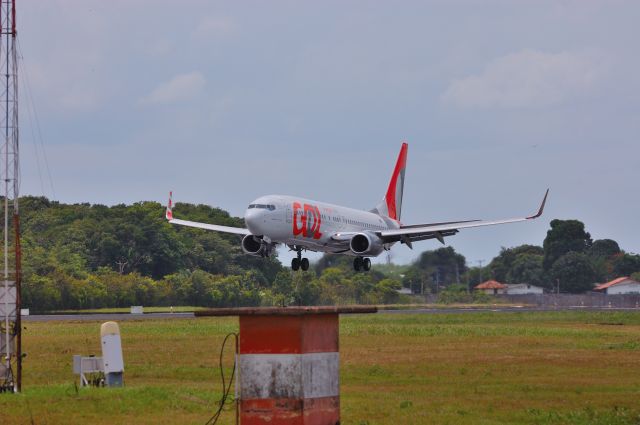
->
[[2, 311, 640, 424]]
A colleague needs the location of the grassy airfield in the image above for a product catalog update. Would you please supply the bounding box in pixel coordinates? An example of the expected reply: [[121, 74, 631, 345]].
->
[[2, 311, 640, 424]]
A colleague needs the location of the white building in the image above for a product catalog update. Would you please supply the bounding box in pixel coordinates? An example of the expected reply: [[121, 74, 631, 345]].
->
[[594, 277, 640, 295], [506, 283, 544, 295]]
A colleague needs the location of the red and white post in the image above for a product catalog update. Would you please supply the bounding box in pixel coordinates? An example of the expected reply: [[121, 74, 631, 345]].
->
[[197, 306, 376, 425]]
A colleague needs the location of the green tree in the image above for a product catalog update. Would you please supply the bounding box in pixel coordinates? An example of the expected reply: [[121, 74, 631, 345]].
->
[[550, 252, 597, 293], [407, 247, 467, 291], [506, 253, 546, 288], [372, 278, 401, 304], [350, 273, 377, 303], [18, 196, 284, 282], [22, 275, 61, 311], [188, 270, 218, 306], [291, 272, 321, 306], [487, 245, 543, 282], [160, 271, 192, 305], [80, 276, 109, 308], [401, 267, 426, 294], [417, 247, 466, 282], [317, 267, 353, 304], [207, 274, 262, 307], [543, 219, 592, 270], [464, 266, 487, 289], [589, 239, 621, 258], [587, 239, 622, 281], [314, 254, 354, 275], [611, 253, 640, 277], [272, 270, 294, 299], [438, 283, 474, 304]]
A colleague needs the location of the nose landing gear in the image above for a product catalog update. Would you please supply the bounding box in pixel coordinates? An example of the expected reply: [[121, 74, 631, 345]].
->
[[353, 257, 371, 272], [291, 248, 309, 271]]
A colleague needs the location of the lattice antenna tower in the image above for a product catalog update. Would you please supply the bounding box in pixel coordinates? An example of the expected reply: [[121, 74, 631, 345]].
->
[[0, 0, 21, 393]]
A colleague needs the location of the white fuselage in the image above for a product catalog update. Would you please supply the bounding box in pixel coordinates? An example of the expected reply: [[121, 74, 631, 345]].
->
[[244, 195, 400, 255]]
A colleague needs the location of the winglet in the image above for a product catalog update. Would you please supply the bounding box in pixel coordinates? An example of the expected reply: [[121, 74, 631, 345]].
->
[[166, 191, 174, 221], [527, 189, 549, 220]]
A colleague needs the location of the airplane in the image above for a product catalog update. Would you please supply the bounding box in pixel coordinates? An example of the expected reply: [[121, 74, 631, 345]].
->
[[165, 142, 548, 272]]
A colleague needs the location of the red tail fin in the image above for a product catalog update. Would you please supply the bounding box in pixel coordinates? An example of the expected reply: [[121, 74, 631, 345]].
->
[[166, 191, 174, 220], [373, 142, 408, 221]]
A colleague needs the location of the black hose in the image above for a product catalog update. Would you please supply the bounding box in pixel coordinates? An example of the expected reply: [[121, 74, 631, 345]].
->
[[204, 332, 239, 425]]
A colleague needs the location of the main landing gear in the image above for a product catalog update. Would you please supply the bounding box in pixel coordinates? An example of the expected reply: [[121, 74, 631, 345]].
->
[[353, 257, 371, 272], [291, 248, 309, 272]]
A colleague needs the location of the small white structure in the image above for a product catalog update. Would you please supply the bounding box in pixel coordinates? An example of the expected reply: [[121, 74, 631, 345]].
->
[[74, 321, 125, 388], [506, 283, 544, 295], [594, 277, 640, 295], [73, 355, 104, 387], [130, 306, 143, 314], [101, 321, 124, 387], [20, 308, 29, 316]]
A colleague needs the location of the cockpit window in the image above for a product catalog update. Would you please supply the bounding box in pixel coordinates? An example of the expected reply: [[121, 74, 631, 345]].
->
[[248, 204, 276, 210]]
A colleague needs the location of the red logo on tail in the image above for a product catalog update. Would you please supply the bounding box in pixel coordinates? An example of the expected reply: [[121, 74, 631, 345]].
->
[[385, 142, 407, 221], [166, 191, 174, 220]]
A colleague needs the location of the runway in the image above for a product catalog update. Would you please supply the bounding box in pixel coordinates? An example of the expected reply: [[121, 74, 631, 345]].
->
[[21, 306, 640, 321], [23, 312, 195, 322]]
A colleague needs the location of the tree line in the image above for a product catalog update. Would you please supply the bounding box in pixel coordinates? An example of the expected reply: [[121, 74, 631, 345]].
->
[[401, 219, 640, 294], [12, 197, 640, 310]]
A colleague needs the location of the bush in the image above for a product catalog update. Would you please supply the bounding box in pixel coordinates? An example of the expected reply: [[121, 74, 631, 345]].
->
[[437, 284, 492, 304]]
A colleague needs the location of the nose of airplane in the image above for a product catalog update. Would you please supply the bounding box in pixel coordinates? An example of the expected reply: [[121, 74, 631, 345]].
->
[[245, 207, 267, 235]]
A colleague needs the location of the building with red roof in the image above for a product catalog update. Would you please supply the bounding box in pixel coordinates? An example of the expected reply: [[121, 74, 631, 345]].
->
[[474, 280, 508, 295], [594, 277, 640, 295]]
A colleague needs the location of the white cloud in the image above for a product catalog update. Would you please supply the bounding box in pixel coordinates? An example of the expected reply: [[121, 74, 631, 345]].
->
[[140, 72, 206, 105], [441, 49, 606, 108]]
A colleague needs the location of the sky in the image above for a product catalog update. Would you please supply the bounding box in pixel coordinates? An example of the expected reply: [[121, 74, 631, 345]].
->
[[14, 0, 640, 266]]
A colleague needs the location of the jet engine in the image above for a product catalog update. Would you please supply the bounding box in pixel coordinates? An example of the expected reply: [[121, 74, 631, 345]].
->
[[350, 232, 384, 256], [241, 235, 274, 257]]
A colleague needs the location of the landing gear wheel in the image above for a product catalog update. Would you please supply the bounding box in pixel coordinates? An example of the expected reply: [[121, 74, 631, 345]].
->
[[353, 257, 363, 271], [301, 258, 310, 271], [363, 258, 371, 272], [291, 258, 300, 271]]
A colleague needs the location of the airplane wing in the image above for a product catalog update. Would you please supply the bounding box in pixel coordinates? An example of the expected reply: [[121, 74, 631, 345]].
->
[[165, 192, 251, 236], [377, 189, 549, 248]]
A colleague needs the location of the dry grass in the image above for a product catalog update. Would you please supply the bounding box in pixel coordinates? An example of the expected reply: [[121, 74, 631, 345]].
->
[[1, 311, 640, 424]]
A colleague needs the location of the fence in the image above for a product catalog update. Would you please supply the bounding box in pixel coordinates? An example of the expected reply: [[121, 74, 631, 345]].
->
[[405, 293, 640, 308], [498, 293, 640, 308]]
